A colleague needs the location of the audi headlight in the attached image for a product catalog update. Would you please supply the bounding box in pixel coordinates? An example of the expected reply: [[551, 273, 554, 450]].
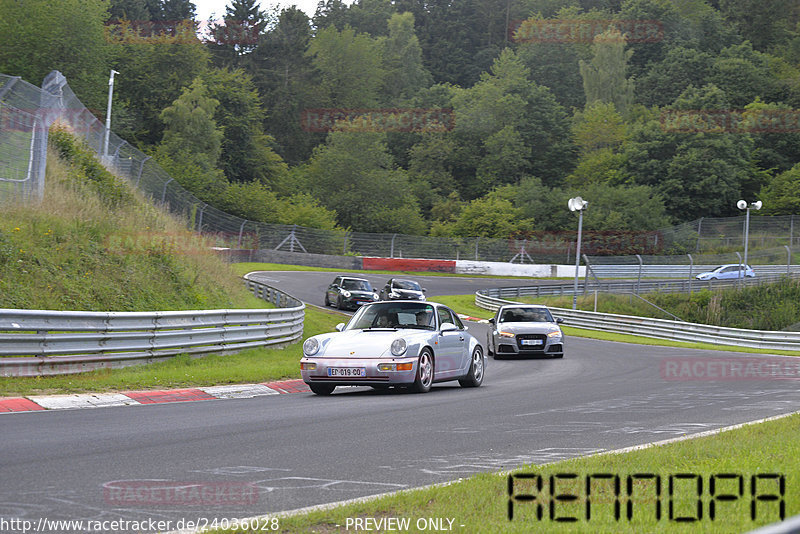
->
[[498, 331, 515, 338], [547, 330, 562, 339], [342, 290, 351, 298], [390, 338, 407, 356], [303, 337, 320, 356]]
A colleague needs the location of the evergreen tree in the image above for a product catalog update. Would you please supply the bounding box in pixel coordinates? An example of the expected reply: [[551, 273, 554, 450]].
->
[[579, 28, 634, 116]]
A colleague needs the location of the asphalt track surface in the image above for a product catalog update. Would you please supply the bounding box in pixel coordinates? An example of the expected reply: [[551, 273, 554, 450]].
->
[[1, 271, 799, 532]]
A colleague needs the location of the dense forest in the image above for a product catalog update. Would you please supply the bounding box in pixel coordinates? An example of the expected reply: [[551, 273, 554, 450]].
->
[[1, 0, 800, 238]]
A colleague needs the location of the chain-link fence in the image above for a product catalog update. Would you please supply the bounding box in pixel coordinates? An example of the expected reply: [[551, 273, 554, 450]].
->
[[2, 69, 800, 263], [0, 72, 66, 202]]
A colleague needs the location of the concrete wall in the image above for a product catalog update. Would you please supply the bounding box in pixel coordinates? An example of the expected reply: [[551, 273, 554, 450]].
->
[[455, 260, 585, 278]]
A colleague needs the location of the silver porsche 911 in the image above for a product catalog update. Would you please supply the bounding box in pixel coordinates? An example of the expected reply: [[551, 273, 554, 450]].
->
[[487, 304, 564, 359], [300, 301, 484, 395]]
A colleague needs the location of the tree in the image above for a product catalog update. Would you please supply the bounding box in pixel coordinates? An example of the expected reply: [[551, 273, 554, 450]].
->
[[300, 129, 427, 233], [759, 164, 800, 215], [207, 0, 270, 68], [251, 7, 316, 164], [450, 48, 576, 195], [579, 28, 634, 116], [111, 20, 210, 145], [709, 42, 790, 107], [572, 101, 627, 154], [155, 78, 225, 199], [635, 47, 714, 107], [430, 188, 536, 238], [718, 0, 799, 51], [203, 68, 288, 187], [305, 25, 385, 108], [381, 12, 431, 103], [0, 0, 111, 110], [624, 84, 756, 221], [109, 0, 158, 21]]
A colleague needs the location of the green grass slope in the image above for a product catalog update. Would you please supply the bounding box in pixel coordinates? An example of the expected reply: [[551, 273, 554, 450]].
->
[[0, 127, 259, 311]]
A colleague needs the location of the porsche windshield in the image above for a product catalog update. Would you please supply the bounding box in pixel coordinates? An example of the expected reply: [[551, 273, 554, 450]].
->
[[348, 302, 436, 330]]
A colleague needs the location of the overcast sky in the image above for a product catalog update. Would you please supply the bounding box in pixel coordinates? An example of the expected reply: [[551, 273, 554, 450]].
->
[[192, 0, 326, 20]]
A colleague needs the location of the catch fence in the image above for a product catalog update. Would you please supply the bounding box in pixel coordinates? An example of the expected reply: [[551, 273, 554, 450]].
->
[[2, 70, 800, 263]]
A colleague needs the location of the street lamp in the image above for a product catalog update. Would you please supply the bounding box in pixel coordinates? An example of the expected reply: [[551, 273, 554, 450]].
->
[[568, 196, 588, 310], [737, 199, 762, 282], [103, 69, 120, 164]]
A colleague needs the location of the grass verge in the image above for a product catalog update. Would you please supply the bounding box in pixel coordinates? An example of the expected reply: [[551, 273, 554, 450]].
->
[[218, 412, 800, 533], [0, 305, 345, 397]]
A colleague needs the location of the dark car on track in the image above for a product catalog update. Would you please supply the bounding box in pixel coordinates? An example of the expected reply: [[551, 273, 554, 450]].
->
[[324, 276, 379, 310], [379, 278, 426, 301]]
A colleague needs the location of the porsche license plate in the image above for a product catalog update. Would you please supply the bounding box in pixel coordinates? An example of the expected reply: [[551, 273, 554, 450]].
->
[[327, 367, 367, 377], [521, 339, 543, 346]]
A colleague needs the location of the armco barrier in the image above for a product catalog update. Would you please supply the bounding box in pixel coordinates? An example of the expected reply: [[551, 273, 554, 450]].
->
[[0, 275, 304, 377], [481, 271, 800, 298], [475, 290, 800, 351]]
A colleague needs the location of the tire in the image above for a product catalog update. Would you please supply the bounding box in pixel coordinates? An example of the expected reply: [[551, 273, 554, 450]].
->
[[309, 383, 335, 396], [336, 295, 344, 309], [459, 347, 484, 388], [324, 293, 330, 306], [410, 349, 434, 393]]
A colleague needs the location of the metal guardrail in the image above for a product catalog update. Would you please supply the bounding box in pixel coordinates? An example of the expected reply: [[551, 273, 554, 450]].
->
[[589, 264, 800, 278], [475, 291, 800, 351], [482, 271, 800, 299], [0, 275, 304, 377]]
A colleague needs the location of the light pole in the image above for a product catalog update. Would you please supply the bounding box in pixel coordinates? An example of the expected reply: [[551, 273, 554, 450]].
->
[[103, 69, 120, 164], [737, 199, 762, 282], [568, 196, 588, 310]]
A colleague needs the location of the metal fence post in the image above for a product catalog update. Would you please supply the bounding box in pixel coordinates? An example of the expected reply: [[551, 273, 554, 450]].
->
[[635, 254, 643, 296], [687, 253, 693, 294], [786, 245, 791, 275]]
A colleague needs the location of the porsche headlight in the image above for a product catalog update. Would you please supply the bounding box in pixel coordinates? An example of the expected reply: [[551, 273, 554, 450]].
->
[[303, 337, 320, 356], [342, 290, 351, 298], [373, 292, 380, 300], [391, 338, 407, 356]]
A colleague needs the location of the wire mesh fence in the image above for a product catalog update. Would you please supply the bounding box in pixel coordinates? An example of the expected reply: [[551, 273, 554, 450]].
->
[[3, 70, 800, 264]]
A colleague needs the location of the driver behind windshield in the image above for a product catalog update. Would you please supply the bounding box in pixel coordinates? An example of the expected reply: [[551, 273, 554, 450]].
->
[[415, 310, 433, 327]]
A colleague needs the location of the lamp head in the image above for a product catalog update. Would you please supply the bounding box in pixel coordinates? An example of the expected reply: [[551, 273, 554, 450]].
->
[[737, 200, 747, 210], [568, 196, 588, 212], [753, 200, 762, 210]]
